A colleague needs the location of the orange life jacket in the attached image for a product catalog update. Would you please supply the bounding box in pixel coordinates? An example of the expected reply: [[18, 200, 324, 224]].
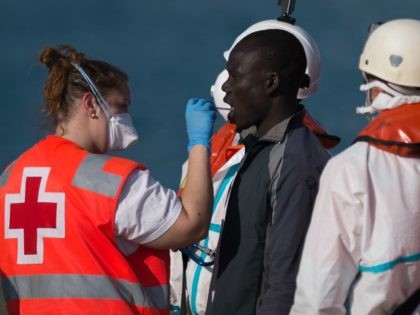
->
[[355, 103, 420, 157], [0, 135, 170, 315], [303, 111, 341, 149], [209, 123, 243, 177]]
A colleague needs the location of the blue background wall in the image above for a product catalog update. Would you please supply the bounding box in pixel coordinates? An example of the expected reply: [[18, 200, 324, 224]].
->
[[1, 0, 420, 189]]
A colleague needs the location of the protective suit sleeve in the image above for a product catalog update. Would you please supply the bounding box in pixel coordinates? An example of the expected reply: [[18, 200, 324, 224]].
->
[[289, 157, 363, 315]]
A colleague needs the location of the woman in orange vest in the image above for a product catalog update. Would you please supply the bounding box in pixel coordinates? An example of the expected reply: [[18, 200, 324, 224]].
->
[[0, 45, 215, 315]]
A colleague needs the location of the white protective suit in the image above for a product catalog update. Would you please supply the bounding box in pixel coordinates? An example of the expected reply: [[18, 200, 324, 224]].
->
[[291, 18, 420, 314], [290, 139, 420, 314], [169, 131, 244, 315]]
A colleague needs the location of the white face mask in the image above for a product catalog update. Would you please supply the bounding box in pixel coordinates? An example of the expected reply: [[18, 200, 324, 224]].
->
[[72, 63, 139, 152], [357, 79, 420, 115], [210, 70, 230, 121], [107, 113, 138, 151]]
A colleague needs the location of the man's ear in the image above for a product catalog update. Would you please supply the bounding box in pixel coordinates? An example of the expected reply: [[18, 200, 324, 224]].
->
[[80, 92, 98, 118], [265, 72, 280, 95]]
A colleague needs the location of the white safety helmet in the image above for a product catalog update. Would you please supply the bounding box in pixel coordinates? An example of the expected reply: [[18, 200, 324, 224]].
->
[[211, 20, 321, 120], [359, 19, 420, 88]]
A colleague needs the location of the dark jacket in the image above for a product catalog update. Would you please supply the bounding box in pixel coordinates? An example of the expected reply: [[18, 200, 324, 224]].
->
[[209, 109, 331, 315]]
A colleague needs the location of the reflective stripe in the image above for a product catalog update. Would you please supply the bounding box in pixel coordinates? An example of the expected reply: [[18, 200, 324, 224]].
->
[[72, 154, 122, 198], [0, 161, 15, 187], [359, 252, 420, 273], [213, 163, 240, 215], [268, 137, 286, 224], [190, 163, 240, 314], [209, 223, 221, 233], [170, 304, 181, 313], [2, 274, 169, 309]]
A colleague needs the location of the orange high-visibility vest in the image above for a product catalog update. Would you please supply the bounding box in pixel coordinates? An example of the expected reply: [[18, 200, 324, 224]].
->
[[355, 103, 420, 157], [0, 135, 170, 315]]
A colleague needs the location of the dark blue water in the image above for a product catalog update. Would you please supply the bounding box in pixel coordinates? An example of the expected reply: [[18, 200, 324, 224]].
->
[[1, 0, 420, 189]]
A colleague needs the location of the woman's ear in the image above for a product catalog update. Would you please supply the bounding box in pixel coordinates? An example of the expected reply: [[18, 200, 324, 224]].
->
[[265, 72, 280, 95], [80, 92, 98, 118]]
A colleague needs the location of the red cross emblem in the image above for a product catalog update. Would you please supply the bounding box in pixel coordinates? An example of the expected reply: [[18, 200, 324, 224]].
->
[[5, 167, 65, 264]]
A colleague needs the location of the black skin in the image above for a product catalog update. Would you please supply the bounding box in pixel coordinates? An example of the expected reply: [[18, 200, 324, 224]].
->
[[222, 31, 306, 137]]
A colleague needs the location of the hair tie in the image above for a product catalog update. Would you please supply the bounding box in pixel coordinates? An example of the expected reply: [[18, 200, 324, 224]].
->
[[46, 54, 60, 71]]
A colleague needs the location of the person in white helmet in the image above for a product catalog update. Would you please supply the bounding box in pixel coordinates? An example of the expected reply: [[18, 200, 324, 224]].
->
[[169, 20, 340, 315], [290, 19, 420, 315]]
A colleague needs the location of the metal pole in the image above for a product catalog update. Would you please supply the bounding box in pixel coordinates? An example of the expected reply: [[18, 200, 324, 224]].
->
[[277, 0, 296, 24]]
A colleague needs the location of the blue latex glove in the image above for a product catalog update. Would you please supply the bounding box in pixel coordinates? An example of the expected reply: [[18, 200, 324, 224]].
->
[[185, 98, 216, 152]]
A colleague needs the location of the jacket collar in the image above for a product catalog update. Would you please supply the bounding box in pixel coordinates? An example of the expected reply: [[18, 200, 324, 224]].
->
[[240, 106, 306, 147]]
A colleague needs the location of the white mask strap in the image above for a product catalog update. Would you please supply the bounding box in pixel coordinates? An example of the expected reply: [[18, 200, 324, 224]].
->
[[360, 80, 402, 97], [72, 63, 114, 119], [357, 80, 420, 114]]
